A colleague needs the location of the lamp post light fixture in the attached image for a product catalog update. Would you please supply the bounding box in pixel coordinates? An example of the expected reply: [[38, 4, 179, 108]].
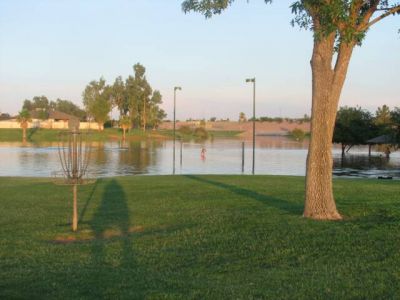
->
[[173, 86, 182, 175], [246, 77, 256, 175]]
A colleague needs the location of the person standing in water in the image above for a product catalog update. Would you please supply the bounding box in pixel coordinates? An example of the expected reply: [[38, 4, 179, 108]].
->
[[201, 148, 206, 160]]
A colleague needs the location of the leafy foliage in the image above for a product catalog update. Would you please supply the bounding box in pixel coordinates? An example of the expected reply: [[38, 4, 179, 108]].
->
[[333, 105, 400, 152], [182, 1, 400, 48], [110, 63, 166, 130], [194, 126, 209, 139], [374, 104, 392, 134], [148, 90, 166, 129], [111, 76, 127, 115], [16, 109, 32, 128], [50, 99, 86, 120], [333, 106, 376, 150], [119, 115, 131, 130], [22, 96, 50, 120], [179, 125, 193, 136], [290, 128, 306, 141], [82, 78, 111, 129], [22, 96, 86, 120], [23, 96, 50, 111], [182, 0, 272, 18], [391, 107, 400, 144]]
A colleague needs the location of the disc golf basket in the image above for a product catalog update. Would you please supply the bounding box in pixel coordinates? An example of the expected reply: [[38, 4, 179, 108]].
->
[[54, 128, 93, 232]]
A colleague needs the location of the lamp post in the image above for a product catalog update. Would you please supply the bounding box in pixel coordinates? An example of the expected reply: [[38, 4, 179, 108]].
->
[[246, 77, 256, 175], [173, 86, 182, 175]]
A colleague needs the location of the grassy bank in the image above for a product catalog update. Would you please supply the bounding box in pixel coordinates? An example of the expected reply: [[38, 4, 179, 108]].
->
[[157, 129, 242, 140], [0, 175, 399, 298], [0, 128, 168, 142], [0, 128, 241, 143]]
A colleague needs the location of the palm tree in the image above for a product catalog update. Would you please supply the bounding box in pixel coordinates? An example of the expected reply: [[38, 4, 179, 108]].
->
[[17, 109, 32, 141], [119, 115, 131, 141]]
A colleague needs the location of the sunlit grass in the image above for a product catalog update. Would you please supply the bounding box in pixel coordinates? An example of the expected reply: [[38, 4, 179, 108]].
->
[[0, 175, 399, 298]]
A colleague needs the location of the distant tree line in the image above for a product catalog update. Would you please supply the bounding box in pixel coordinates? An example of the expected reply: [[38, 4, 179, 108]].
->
[[240, 113, 311, 124], [82, 63, 166, 131], [333, 105, 400, 155]]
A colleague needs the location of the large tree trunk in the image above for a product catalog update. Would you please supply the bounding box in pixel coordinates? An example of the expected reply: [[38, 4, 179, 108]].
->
[[304, 37, 354, 220]]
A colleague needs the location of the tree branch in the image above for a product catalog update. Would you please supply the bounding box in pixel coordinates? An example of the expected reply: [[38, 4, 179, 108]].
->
[[362, 4, 400, 30], [357, 0, 380, 30]]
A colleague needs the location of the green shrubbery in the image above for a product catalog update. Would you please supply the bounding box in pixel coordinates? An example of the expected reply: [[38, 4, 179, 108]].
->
[[289, 128, 306, 141], [193, 127, 208, 139], [178, 125, 209, 140], [178, 125, 193, 136]]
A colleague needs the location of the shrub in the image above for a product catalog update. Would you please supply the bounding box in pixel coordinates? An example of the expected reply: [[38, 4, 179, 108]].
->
[[194, 127, 208, 139], [179, 125, 193, 136], [290, 128, 306, 141]]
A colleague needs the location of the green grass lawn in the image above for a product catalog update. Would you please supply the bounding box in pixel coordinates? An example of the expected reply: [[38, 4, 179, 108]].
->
[[0, 175, 399, 299]]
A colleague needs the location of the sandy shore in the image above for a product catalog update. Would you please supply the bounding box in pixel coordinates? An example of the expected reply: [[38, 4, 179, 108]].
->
[[160, 121, 310, 138]]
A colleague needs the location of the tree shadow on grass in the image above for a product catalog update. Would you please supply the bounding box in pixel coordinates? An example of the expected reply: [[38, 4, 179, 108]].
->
[[88, 179, 146, 298], [184, 175, 303, 215], [78, 179, 99, 224]]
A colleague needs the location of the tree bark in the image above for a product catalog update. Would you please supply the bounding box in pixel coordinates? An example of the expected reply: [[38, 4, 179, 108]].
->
[[304, 38, 354, 220]]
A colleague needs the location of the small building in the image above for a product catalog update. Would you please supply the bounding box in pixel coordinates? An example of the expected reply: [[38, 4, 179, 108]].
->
[[0, 113, 11, 121], [29, 110, 80, 129]]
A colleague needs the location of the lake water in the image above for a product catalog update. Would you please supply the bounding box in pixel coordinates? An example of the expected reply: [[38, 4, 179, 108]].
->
[[0, 137, 399, 179]]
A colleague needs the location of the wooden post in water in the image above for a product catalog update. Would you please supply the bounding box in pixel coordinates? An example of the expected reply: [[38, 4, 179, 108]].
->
[[241, 142, 245, 173], [180, 140, 183, 167]]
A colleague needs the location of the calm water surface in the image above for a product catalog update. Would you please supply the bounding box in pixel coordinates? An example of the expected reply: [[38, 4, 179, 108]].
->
[[0, 137, 399, 178]]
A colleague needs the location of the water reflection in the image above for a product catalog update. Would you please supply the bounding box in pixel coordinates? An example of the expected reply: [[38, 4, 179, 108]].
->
[[333, 153, 400, 178], [0, 138, 399, 178]]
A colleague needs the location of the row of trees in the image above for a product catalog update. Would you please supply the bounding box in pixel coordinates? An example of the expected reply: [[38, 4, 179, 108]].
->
[[82, 63, 166, 131], [239, 113, 311, 124], [22, 96, 86, 120], [334, 105, 400, 155]]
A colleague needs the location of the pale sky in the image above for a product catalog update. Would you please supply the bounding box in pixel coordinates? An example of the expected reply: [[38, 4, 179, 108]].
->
[[0, 0, 399, 120]]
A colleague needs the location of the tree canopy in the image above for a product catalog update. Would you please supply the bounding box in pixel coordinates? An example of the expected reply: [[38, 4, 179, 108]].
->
[[391, 107, 400, 144], [22, 96, 86, 120], [50, 99, 86, 120], [333, 106, 376, 154], [82, 63, 166, 131], [183, 1, 400, 40], [82, 78, 111, 130]]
